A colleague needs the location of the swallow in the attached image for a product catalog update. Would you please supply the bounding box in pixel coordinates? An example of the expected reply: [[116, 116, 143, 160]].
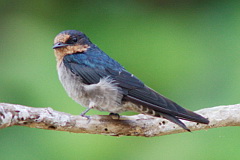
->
[[52, 30, 209, 131]]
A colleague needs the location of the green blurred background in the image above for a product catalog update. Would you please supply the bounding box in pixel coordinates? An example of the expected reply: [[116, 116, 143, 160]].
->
[[1, 0, 240, 159]]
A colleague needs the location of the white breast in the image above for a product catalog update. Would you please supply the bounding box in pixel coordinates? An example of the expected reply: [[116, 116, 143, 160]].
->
[[58, 62, 86, 105]]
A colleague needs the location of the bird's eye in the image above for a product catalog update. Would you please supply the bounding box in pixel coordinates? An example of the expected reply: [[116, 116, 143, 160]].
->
[[66, 36, 78, 44], [72, 37, 78, 42]]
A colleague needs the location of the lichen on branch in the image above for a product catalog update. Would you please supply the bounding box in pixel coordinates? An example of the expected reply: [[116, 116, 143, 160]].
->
[[0, 103, 239, 137]]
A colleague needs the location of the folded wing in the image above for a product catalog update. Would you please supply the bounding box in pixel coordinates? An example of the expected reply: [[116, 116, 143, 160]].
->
[[63, 54, 209, 130]]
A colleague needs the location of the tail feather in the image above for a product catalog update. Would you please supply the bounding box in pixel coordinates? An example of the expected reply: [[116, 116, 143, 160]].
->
[[124, 95, 209, 131], [156, 112, 191, 131]]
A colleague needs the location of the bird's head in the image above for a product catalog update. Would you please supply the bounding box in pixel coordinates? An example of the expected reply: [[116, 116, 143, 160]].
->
[[52, 30, 91, 61]]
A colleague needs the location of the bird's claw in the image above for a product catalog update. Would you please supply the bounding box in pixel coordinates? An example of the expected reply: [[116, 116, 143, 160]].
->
[[109, 113, 120, 120]]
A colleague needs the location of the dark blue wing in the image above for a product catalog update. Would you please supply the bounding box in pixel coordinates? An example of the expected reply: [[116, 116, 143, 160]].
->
[[63, 52, 144, 90]]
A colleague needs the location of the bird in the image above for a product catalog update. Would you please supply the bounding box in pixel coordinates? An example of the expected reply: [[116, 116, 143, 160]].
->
[[52, 30, 209, 131]]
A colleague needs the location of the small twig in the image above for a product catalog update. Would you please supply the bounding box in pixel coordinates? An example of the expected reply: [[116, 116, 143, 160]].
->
[[0, 103, 239, 137]]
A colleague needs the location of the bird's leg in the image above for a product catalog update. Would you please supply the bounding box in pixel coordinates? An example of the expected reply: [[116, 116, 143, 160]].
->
[[80, 102, 96, 119], [80, 108, 91, 122], [80, 108, 91, 117], [109, 113, 120, 120]]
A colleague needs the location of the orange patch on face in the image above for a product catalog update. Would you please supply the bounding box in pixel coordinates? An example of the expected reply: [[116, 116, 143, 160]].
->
[[54, 33, 70, 44], [54, 44, 89, 66]]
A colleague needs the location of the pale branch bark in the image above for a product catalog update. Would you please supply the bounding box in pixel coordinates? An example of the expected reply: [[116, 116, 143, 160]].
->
[[0, 103, 239, 137]]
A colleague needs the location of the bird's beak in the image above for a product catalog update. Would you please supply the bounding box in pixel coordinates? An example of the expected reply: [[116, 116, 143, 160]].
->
[[52, 42, 69, 49]]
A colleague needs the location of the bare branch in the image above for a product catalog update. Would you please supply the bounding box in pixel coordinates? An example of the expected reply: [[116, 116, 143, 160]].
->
[[0, 103, 239, 137]]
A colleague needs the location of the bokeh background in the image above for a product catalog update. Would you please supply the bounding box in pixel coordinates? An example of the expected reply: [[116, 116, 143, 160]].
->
[[1, 0, 240, 159]]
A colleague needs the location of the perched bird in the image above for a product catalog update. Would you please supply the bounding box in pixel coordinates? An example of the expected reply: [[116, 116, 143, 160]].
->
[[52, 30, 209, 131]]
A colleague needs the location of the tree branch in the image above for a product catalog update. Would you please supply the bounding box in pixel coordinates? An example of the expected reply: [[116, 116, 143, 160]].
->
[[0, 103, 239, 137]]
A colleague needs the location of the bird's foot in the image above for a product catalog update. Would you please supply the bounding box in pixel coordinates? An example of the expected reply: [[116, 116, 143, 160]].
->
[[80, 114, 91, 120], [109, 113, 120, 120], [80, 108, 91, 121]]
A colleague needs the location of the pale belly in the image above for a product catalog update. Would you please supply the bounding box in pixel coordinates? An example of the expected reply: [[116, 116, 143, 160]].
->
[[57, 62, 128, 113]]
